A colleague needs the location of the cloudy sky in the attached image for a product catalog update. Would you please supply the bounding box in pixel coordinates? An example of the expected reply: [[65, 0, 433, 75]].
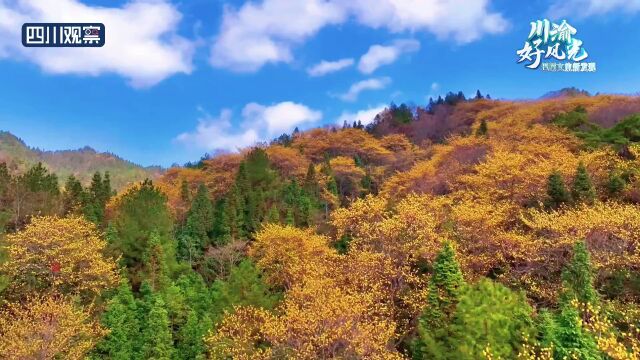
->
[[0, 0, 639, 166]]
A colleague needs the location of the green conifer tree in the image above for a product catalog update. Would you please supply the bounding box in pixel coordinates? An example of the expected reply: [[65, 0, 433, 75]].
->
[[562, 241, 598, 305], [184, 183, 214, 248], [212, 198, 232, 245], [210, 259, 280, 322], [545, 171, 571, 209], [571, 162, 596, 204], [141, 296, 175, 360], [176, 310, 211, 360], [303, 163, 319, 198], [144, 231, 172, 291], [95, 278, 141, 359], [62, 175, 84, 215], [606, 172, 626, 196], [285, 206, 295, 226], [475, 119, 488, 137], [449, 279, 534, 359], [413, 242, 465, 359], [266, 205, 280, 224], [553, 301, 601, 360], [110, 179, 176, 285]]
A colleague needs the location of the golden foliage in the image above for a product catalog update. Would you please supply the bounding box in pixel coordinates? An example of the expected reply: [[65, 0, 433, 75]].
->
[[0, 295, 106, 360], [0, 216, 119, 301], [248, 224, 337, 289], [265, 145, 309, 180], [522, 202, 640, 270]]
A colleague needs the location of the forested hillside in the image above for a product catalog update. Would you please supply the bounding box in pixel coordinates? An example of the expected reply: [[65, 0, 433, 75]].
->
[[0, 131, 161, 190], [1, 92, 640, 359]]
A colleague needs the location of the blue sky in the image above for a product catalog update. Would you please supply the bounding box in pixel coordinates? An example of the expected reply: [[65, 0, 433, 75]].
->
[[0, 0, 639, 167]]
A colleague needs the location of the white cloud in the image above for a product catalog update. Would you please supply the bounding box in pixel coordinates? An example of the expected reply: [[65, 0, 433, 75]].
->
[[176, 102, 321, 151], [548, 0, 640, 17], [211, 0, 508, 72], [242, 101, 322, 135], [307, 58, 354, 76], [358, 39, 419, 74], [0, 0, 195, 87], [431, 82, 440, 91], [336, 104, 386, 126], [210, 0, 345, 72], [338, 77, 391, 102]]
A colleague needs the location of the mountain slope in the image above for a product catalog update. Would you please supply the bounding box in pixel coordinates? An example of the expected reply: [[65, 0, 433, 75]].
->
[[0, 131, 161, 190]]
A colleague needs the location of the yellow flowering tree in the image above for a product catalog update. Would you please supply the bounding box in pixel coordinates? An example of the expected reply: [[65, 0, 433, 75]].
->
[[0, 216, 119, 301], [0, 295, 106, 360]]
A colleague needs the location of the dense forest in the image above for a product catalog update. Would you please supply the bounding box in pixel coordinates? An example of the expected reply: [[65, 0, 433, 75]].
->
[[1, 91, 640, 359]]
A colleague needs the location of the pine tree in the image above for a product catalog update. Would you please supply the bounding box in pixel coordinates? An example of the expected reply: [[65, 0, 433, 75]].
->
[[110, 179, 176, 285], [413, 242, 465, 359], [176, 309, 211, 360], [475, 119, 488, 137], [553, 301, 601, 360], [475, 89, 483, 100], [266, 205, 280, 224], [95, 278, 141, 359], [537, 241, 603, 359], [210, 259, 280, 322], [303, 163, 320, 198], [606, 172, 626, 196], [545, 171, 571, 209], [141, 297, 174, 360], [103, 171, 112, 200], [144, 231, 172, 291], [285, 206, 295, 226], [212, 198, 232, 245], [571, 162, 596, 204], [297, 195, 312, 227], [62, 175, 84, 215], [562, 241, 598, 305], [449, 279, 534, 359], [424, 242, 465, 326], [184, 183, 214, 247]]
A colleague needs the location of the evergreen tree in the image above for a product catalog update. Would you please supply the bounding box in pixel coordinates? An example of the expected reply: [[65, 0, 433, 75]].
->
[[562, 241, 598, 305], [95, 278, 141, 359], [212, 198, 232, 245], [85, 172, 104, 223], [475, 119, 488, 137], [184, 183, 214, 248], [176, 309, 211, 360], [475, 89, 483, 100], [536, 241, 602, 360], [303, 163, 319, 198], [545, 171, 571, 209], [110, 179, 177, 285], [413, 242, 465, 359], [210, 259, 280, 322], [62, 175, 84, 215], [14, 162, 60, 225], [144, 231, 172, 291], [266, 205, 280, 224], [571, 162, 596, 204], [606, 172, 626, 196], [449, 279, 534, 359], [297, 195, 312, 227], [141, 296, 175, 360], [552, 301, 601, 360], [285, 206, 295, 226]]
